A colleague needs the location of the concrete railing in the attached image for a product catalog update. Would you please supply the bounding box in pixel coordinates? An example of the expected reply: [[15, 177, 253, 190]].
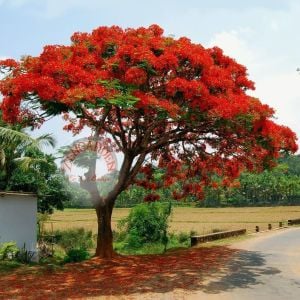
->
[[288, 218, 300, 225], [191, 229, 246, 246]]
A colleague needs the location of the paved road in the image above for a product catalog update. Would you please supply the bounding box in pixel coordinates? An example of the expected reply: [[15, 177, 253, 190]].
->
[[105, 228, 300, 300], [199, 227, 300, 300]]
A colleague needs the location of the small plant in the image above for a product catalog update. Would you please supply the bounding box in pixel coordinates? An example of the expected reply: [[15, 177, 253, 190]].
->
[[0, 242, 19, 260], [52, 228, 94, 252], [190, 230, 198, 236], [177, 232, 190, 244], [64, 248, 90, 263]]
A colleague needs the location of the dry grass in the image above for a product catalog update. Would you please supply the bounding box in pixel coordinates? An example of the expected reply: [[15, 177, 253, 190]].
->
[[44, 206, 300, 235]]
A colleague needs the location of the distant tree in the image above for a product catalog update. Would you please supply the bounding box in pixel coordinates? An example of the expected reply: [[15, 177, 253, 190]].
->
[[0, 25, 297, 258], [202, 155, 300, 207], [279, 154, 300, 176]]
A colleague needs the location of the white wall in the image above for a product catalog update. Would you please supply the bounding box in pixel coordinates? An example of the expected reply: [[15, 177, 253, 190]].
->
[[0, 192, 37, 258]]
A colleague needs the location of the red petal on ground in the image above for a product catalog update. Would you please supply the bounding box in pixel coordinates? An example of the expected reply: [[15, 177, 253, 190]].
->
[[0, 247, 237, 299]]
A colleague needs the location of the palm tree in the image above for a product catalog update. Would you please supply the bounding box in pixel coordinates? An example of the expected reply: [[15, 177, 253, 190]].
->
[[0, 121, 56, 189]]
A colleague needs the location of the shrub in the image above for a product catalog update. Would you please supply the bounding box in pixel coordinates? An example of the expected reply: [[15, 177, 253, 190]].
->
[[177, 232, 190, 244], [0, 242, 19, 260], [64, 248, 90, 263], [52, 228, 94, 252], [124, 229, 143, 249], [190, 230, 198, 236], [112, 229, 127, 242], [119, 202, 172, 249]]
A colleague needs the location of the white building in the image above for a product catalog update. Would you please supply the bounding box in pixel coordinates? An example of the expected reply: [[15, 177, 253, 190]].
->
[[0, 192, 38, 260]]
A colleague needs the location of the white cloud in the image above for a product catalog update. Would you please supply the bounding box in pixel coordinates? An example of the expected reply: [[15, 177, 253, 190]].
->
[[206, 29, 300, 146], [253, 71, 300, 137], [206, 29, 260, 74]]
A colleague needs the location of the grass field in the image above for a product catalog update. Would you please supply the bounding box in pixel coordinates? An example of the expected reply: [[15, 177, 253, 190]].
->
[[44, 206, 300, 235]]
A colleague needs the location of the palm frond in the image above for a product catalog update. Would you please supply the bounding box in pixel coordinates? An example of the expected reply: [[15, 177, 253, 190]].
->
[[0, 127, 56, 151], [0, 148, 5, 166], [14, 156, 49, 171], [0, 127, 37, 148], [35, 134, 57, 148]]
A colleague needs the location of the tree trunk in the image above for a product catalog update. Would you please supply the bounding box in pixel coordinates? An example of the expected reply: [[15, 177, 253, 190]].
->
[[95, 202, 114, 259]]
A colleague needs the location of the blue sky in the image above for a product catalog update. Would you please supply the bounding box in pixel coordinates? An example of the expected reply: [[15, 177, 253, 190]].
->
[[1, 0, 299, 155]]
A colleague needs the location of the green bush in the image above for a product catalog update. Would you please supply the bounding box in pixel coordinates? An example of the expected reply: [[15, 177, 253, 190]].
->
[[118, 202, 172, 249], [124, 229, 143, 249], [112, 229, 127, 242], [0, 242, 19, 260], [64, 248, 90, 263], [52, 228, 94, 251], [177, 232, 190, 244]]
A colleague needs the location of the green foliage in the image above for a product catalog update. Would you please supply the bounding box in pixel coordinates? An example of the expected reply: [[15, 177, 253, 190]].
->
[[114, 231, 191, 255], [115, 185, 146, 208], [0, 242, 19, 260], [0, 261, 22, 273], [62, 183, 92, 208], [279, 154, 300, 176], [0, 111, 72, 213], [52, 228, 94, 252], [116, 202, 172, 252], [124, 202, 172, 244], [177, 232, 190, 244], [0, 242, 36, 264], [114, 242, 165, 255], [200, 157, 300, 207], [64, 248, 90, 263], [123, 229, 143, 249]]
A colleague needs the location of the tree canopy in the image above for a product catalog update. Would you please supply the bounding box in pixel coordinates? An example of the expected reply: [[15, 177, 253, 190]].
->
[[0, 24, 297, 257]]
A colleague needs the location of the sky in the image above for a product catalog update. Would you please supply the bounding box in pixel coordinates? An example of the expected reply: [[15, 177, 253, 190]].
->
[[0, 0, 299, 161]]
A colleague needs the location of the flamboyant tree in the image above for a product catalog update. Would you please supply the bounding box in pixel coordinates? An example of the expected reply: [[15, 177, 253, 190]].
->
[[0, 25, 297, 258]]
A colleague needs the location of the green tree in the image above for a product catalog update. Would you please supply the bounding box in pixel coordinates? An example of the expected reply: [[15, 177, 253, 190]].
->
[[0, 113, 73, 212]]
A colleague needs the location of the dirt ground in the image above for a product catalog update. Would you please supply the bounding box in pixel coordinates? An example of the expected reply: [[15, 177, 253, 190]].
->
[[0, 246, 237, 299]]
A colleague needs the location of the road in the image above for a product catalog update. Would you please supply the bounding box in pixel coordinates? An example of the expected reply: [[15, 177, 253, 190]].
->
[[106, 227, 300, 300], [196, 227, 300, 300]]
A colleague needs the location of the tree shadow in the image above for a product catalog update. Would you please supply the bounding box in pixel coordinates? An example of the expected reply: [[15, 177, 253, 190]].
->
[[0, 246, 281, 299], [202, 250, 281, 294]]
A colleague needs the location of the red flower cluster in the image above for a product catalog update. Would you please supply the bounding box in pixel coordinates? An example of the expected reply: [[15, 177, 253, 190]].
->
[[124, 67, 147, 86]]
